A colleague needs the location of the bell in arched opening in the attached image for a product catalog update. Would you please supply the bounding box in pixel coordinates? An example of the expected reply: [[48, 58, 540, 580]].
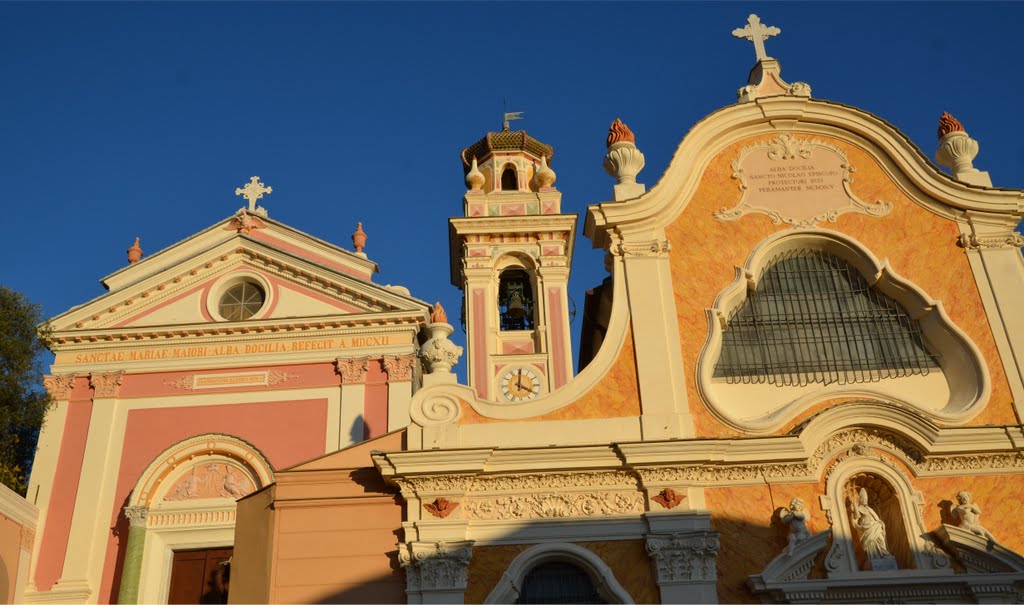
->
[[499, 269, 535, 331]]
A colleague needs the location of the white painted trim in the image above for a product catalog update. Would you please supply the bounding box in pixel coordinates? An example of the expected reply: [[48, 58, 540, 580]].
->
[[483, 542, 635, 604], [136, 523, 235, 604]]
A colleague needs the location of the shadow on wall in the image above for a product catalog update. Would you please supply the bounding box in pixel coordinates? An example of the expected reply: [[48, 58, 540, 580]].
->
[[0, 547, 10, 605]]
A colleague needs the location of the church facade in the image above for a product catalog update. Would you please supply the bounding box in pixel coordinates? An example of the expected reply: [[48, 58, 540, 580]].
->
[[12, 13, 1024, 605]]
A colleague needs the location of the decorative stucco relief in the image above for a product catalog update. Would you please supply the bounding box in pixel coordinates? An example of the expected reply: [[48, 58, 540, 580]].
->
[[714, 133, 892, 227], [956, 232, 1024, 251], [462, 491, 644, 521], [163, 462, 255, 501]]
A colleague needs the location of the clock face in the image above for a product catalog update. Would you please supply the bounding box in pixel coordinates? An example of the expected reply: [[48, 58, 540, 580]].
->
[[499, 367, 542, 402]]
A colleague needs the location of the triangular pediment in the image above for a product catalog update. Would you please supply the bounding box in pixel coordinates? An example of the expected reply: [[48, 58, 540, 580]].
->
[[50, 226, 428, 336]]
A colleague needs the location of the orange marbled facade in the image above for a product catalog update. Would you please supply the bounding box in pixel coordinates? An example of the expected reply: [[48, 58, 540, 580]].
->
[[668, 132, 1018, 438], [457, 325, 641, 424]]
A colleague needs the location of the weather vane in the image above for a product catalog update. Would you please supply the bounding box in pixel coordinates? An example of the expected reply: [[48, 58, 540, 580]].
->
[[503, 98, 524, 131]]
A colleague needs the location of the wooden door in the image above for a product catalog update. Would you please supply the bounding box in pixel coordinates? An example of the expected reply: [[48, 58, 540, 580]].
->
[[167, 547, 232, 604]]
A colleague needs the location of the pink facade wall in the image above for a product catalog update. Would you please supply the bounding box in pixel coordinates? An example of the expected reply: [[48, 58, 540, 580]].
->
[[363, 360, 389, 439], [98, 398, 328, 602], [34, 377, 93, 591]]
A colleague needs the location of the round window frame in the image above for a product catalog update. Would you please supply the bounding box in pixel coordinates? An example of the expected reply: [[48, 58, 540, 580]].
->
[[207, 271, 274, 322]]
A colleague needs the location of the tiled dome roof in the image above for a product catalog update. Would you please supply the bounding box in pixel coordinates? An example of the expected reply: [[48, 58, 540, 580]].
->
[[460, 129, 554, 171]]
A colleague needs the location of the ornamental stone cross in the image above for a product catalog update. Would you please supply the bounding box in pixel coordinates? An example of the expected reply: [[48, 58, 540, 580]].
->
[[235, 176, 272, 212], [732, 14, 781, 61]]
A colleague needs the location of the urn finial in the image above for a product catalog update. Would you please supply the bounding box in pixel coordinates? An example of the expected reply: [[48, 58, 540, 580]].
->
[[935, 112, 991, 186], [466, 156, 485, 191], [352, 222, 367, 254], [533, 154, 556, 189], [127, 237, 143, 264], [603, 119, 646, 200]]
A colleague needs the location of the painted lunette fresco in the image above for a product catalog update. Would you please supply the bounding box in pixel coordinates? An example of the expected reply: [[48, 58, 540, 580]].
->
[[668, 133, 1018, 439]]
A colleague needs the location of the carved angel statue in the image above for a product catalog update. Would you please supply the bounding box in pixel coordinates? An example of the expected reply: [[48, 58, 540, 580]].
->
[[170, 468, 200, 500], [221, 465, 249, 499], [849, 488, 894, 561], [952, 490, 995, 543], [780, 497, 811, 555]]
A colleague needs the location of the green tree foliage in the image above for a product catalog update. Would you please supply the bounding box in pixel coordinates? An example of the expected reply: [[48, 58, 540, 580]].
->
[[0, 286, 52, 495]]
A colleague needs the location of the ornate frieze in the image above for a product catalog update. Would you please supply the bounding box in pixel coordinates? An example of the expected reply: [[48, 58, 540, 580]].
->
[[43, 373, 77, 399], [89, 370, 125, 398], [163, 462, 255, 501], [382, 354, 416, 382], [646, 531, 720, 583], [462, 491, 644, 521], [335, 357, 370, 384], [610, 239, 671, 258], [398, 541, 474, 594]]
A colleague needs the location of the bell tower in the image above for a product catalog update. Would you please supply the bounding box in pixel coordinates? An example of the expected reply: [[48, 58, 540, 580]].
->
[[449, 120, 576, 402]]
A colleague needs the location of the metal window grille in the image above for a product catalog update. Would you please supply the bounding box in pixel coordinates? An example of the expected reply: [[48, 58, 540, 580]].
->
[[713, 249, 939, 387], [516, 562, 606, 604]]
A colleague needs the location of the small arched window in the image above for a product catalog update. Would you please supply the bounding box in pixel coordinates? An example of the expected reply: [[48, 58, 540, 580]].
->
[[517, 562, 606, 604], [498, 268, 534, 331], [501, 165, 519, 191]]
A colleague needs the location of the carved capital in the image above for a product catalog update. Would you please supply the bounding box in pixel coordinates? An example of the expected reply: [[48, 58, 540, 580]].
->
[[398, 541, 474, 593], [43, 373, 77, 400], [646, 531, 720, 583], [611, 239, 671, 258], [124, 505, 149, 528], [382, 354, 416, 382], [956, 232, 1024, 250], [20, 526, 35, 551], [335, 357, 370, 384], [89, 371, 125, 398]]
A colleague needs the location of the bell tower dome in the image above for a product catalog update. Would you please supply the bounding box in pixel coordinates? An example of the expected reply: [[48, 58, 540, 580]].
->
[[449, 121, 576, 402]]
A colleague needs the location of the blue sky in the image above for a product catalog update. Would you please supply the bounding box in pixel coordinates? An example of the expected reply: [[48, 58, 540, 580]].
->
[[2, 2, 1022, 375]]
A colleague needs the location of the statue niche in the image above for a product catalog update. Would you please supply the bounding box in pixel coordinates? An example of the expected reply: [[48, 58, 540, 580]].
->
[[845, 474, 913, 571]]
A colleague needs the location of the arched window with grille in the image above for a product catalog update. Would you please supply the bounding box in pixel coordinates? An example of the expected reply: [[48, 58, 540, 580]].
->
[[516, 562, 607, 604], [713, 249, 940, 387]]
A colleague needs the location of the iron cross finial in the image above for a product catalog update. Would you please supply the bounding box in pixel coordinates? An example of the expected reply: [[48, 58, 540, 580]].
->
[[732, 14, 781, 62], [235, 176, 272, 212]]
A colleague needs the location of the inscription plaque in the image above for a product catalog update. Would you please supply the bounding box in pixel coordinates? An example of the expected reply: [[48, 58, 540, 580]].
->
[[714, 133, 892, 227]]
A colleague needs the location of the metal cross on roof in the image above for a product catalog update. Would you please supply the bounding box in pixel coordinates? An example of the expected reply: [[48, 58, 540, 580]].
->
[[235, 176, 273, 212], [732, 14, 781, 62]]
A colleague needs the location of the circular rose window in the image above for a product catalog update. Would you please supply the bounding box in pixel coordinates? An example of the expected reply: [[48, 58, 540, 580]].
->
[[218, 281, 266, 321]]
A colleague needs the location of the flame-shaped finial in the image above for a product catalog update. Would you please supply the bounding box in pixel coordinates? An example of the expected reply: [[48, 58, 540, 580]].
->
[[938, 112, 965, 139], [352, 222, 367, 253], [431, 301, 448, 324], [466, 156, 485, 191], [606, 118, 636, 148], [127, 237, 143, 264]]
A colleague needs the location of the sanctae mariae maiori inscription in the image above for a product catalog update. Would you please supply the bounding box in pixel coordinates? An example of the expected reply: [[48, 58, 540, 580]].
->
[[715, 133, 892, 227]]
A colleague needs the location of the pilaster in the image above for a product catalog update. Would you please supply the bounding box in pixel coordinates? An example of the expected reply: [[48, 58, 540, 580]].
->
[[645, 529, 720, 604], [53, 371, 126, 603], [336, 357, 369, 448], [398, 540, 474, 605], [383, 354, 417, 431], [615, 234, 693, 438]]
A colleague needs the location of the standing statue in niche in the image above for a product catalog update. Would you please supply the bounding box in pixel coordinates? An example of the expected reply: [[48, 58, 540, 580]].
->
[[780, 497, 812, 555], [952, 490, 995, 543], [849, 488, 895, 563]]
